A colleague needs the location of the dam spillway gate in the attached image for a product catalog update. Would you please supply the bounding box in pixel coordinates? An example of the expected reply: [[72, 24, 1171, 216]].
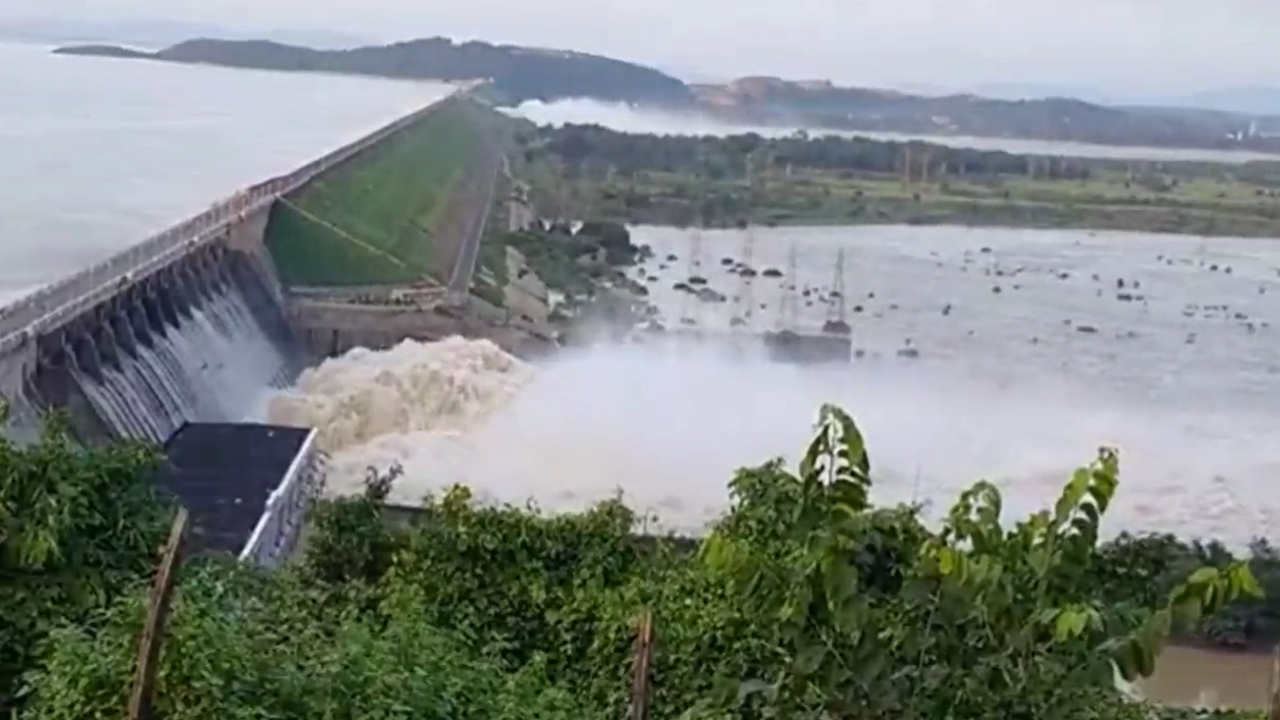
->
[[5, 241, 302, 444]]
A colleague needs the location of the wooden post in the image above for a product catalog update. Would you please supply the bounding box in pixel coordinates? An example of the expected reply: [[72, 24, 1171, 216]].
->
[[127, 507, 189, 720], [628, 609, 655, 720], [1266, 644, 1280, 720]]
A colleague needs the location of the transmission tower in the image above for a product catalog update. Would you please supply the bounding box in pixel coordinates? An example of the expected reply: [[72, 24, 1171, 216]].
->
[[680, 227, 705, 327], [822, 247, 852, 335], [731, 224, 756, 330], [776, 241, 800, 331]]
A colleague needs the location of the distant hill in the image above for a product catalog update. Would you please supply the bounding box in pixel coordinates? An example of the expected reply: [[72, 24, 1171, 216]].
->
[[967, 82, 1116, 105], [0, 17, 372, 49], [53, 37, 693, 106], [54, 44, 151, 60], [691, 76, 1280, 151]]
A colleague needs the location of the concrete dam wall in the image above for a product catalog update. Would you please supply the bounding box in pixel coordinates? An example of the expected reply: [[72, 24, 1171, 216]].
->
[[15, 242, 300, 444], [0, 90, 469, 443]]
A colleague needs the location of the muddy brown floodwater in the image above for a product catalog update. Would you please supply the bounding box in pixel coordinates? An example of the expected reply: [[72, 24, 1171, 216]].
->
[[1142, 645, 1273, 709]]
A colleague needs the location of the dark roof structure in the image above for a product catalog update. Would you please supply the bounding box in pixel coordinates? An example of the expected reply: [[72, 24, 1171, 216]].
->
[[154, 422, 311, 556]]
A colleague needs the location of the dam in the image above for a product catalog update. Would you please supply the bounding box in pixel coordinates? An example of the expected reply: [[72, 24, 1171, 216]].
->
[[0, 88, 501, 446]]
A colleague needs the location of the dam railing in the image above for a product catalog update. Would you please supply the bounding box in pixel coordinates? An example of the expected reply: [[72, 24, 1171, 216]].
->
[[238, 428, 324, 568], [0, 88, 467, 356]]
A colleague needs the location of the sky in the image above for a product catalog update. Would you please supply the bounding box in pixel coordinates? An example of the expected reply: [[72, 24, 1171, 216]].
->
[[1, 0, 1275, 97]]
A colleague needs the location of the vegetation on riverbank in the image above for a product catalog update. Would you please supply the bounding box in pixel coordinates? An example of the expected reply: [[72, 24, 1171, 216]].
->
[[6, 397, 1280, 719], [263, 98, 489, 287], [472, 124, 648, 315], [523, 124, 1280, 237], [471, 220, 648, 319]]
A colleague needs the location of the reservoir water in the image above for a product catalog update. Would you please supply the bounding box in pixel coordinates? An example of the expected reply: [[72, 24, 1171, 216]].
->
[[0, 40, 453, 304]]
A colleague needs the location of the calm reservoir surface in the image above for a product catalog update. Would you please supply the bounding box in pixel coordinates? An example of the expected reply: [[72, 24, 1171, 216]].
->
[[0, 40, 452, 304]]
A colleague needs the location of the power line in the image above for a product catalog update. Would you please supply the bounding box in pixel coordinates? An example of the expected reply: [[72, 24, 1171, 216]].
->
[[680, 227, 704, 327], [823, 247, 851, 336], [776, 241, 799, 331], [731, 224, 756, 331]]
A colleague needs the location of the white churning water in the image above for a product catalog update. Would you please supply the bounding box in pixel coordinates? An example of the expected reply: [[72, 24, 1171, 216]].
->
[[76, 283, 293, 444], [267, 225, 1280, 546]]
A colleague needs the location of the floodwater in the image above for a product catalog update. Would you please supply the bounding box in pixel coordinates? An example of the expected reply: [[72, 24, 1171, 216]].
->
[[1141, 646, 1272, 710], [628, 225, 1280, 547], [514, 98, 1280, 164], [0, 40, 454, 305]]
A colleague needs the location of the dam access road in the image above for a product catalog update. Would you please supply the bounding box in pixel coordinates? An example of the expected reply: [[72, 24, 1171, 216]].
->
[[0, 88, 513, 444]]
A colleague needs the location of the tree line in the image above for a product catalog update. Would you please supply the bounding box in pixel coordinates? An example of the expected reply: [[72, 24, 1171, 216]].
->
[[530, 123, 1280, 193], [533, 124, 1100, 181]]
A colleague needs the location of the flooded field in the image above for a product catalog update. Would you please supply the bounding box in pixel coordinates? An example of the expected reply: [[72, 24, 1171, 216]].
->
[[1140, 645, 1272, 709]]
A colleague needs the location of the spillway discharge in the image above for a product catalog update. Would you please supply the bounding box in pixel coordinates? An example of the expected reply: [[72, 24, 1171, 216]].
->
[[266, 336, 534, 495], [55, 257, 299, 444]]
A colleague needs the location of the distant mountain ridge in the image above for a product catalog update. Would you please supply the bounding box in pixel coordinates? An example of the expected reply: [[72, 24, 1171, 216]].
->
[[50, 36, 1280, 152], [959, 82, 1280, 117], [0, 17, 371, 49], [688, 75, 1280, 151], [54, 36, 693, 107]]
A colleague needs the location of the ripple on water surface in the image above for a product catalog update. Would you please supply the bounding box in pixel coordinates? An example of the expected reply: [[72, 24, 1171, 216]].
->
[[275, 226, 1280, 547]]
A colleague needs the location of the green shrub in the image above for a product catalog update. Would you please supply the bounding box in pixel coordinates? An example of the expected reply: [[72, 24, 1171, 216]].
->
[[0, 406, 169, 714]]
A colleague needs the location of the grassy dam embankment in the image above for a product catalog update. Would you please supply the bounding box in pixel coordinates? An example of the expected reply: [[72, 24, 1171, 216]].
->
[[264, 96, 500, 288]]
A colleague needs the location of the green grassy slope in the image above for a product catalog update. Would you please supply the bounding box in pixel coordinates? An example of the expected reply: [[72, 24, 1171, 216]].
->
[[264, 98, 486, 287], [264, 202, 420, 286]]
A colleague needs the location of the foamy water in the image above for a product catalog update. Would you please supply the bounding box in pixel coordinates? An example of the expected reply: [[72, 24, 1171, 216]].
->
[[268, 225, 1280, 545], [266, 333, 1280, 542]]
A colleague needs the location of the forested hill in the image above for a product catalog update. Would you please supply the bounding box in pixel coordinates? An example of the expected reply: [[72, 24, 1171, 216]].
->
[[693, 77, 1280, 152], [52, 37, 694, 106]]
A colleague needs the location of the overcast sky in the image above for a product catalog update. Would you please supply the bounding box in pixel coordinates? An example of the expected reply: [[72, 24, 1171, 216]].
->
[[1, 0, 1274, 96]]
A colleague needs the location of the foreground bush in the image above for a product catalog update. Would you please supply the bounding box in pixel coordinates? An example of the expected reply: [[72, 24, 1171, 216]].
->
[[24, 560, 586, 720], [0, 405, 168, 714], [14, 404, 1266, 719]]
